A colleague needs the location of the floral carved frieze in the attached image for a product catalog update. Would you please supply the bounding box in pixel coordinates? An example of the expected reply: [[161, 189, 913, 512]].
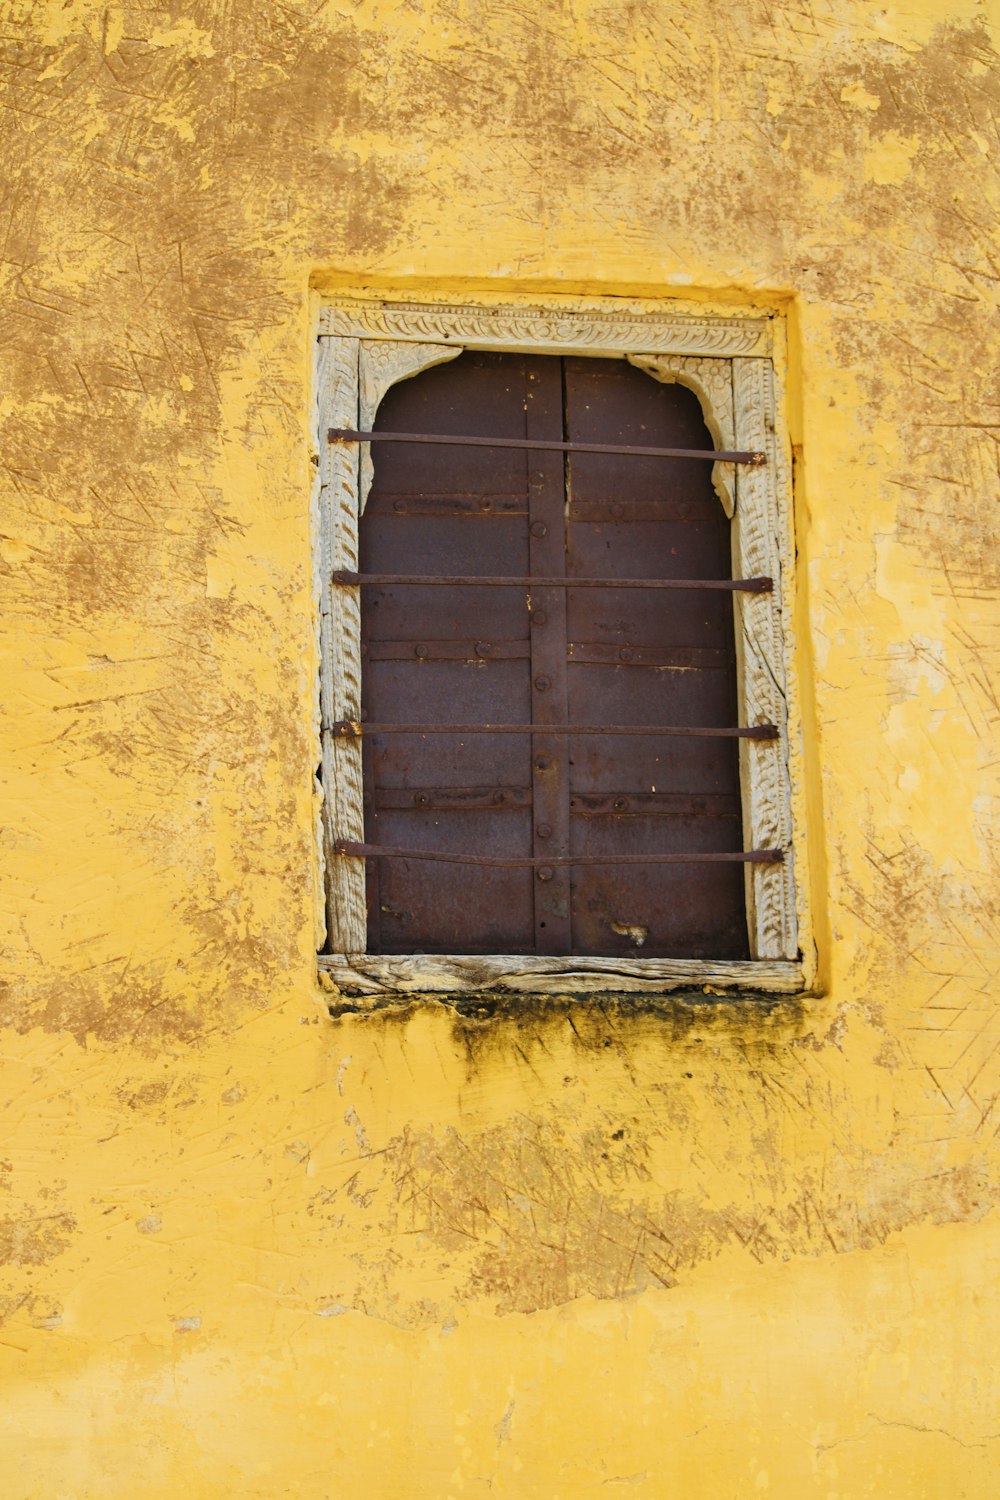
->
[[320, 300, 771, 358]]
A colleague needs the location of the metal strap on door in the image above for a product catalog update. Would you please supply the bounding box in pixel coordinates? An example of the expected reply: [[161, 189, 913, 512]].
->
[[329, 428, 767, 465], [334, 841, 782, 868], [333, 571, 772, 592], [330, 721, 777, 739]]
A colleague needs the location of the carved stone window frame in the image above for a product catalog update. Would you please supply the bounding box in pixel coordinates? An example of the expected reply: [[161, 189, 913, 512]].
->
[[313, 297, 811, 998]]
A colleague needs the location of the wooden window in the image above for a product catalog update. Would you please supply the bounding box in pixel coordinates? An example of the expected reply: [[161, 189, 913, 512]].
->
[[315, 300, 810, 997]]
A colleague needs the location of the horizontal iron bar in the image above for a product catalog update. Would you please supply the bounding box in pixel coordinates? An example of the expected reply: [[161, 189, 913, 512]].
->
[[329, 428, 766, 465], [334, 840, 783, 867], [364, 640, 730, 668], [333, 570, 772, 593], [331, 720, 778, 740]]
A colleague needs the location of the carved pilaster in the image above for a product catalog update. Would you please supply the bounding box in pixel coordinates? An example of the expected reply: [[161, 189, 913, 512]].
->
[[317, 335, 366, 952], [733, 357, 797, 961]]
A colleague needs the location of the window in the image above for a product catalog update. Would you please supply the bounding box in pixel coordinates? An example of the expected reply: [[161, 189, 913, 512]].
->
[[314, 299, 810, 997]]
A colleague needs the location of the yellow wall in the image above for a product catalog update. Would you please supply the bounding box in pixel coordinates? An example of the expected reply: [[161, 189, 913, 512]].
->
[[2, 2, 998, 1494]]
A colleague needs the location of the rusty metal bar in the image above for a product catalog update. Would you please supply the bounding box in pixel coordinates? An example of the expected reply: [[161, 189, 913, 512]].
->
[[329, 428, 767, 465], [332, 570, 772, 593], [334, 840, 783, 867], [331, 721, 778, 740]]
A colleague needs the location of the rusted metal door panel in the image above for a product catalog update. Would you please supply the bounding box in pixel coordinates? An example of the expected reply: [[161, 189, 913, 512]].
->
[[364, 581, 527, 649], [365, 666, 531, 788], [358, 350, 749, 957], [369, 353, 535, 499], [365, 514, 529, 575], [361, 522, 527, 579], [562, 358, 747, 958], [361, 353, 541, 952], [566, 588, 734, 653], [569, 864, 748, 959], [360, 510, 528, 646], [568, 517, 737, 583], [525, 358, 571, 952], [568, 662, 738, 728], [561, 731, 734, 799], [561, 355, 723, 502], [371, 810, 535, 954]]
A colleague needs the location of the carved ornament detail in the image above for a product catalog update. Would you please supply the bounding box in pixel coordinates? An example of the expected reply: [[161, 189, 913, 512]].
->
[[628, 354, 736, 517], [358, 342, 461, 509], [320, 300, 770, 357]]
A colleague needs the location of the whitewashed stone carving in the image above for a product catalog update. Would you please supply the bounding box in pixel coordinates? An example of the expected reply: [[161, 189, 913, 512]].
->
[[628, 354, 736, 516], [316, 335, 366, 952], [732, 357, 797, 961], [320, 299, 770, 357], [358, 342, 461, 509]]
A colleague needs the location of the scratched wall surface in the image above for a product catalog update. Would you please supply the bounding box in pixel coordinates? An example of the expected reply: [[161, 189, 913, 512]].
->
[[1, 1, 998, 1495]]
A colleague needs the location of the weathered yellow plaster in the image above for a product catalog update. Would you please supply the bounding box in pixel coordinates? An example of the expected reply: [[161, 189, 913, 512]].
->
[[840, 82, 882, 111], [863, 130, 922, 187], [1, 0, 998, 1495]]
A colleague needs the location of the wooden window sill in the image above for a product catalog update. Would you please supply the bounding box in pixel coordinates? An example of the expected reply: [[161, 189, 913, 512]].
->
[[318, 952, 805, 998]]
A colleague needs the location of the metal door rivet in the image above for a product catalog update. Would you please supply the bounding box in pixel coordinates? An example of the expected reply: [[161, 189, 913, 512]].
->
[[535, 755, 552, 772], [530, 521, 547, 538], [393, 499, 406, 513], [414, 644, 427, 658], [537, 866, 554, 882], [619, 647, 634, 663], [532, 610, 548, 626], [475, 641, 493, 658], [534, 674, 551, 691], [536, 823, 552, 839]]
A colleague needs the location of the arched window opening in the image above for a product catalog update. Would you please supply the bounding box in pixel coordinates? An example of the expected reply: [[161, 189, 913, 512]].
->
[[356, 350, 749, 959]]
